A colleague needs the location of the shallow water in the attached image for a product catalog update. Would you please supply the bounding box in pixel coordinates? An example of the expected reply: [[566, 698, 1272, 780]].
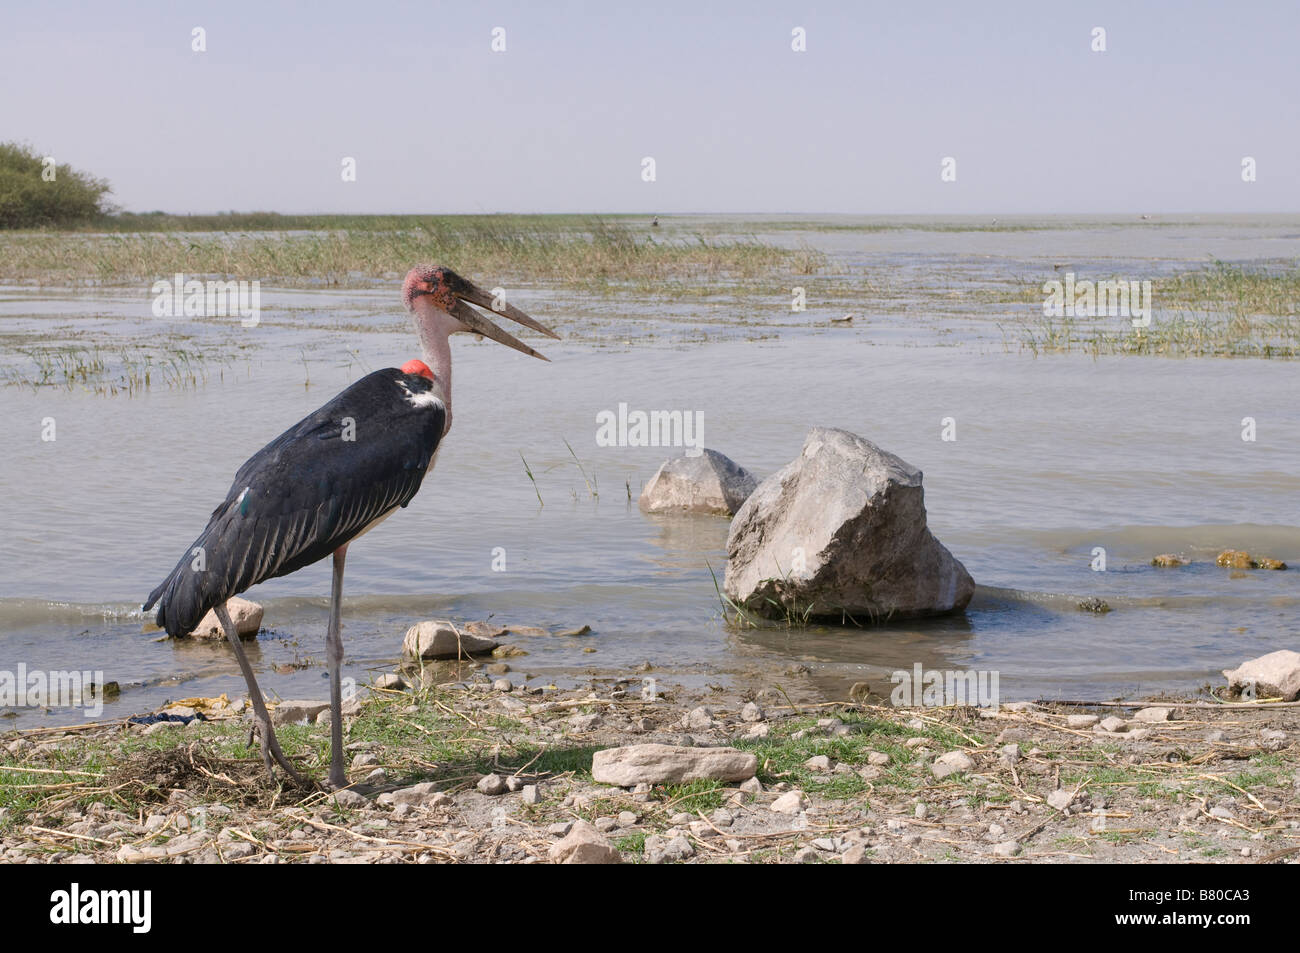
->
[[1, 218, 1297, 726]]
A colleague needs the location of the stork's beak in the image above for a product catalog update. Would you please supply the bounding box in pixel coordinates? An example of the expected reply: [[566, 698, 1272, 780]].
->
[[446, 274, 560, 361]]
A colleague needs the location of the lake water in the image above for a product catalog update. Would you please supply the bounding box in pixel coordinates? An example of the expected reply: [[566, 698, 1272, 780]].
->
[[1, 216, 1297, 726]]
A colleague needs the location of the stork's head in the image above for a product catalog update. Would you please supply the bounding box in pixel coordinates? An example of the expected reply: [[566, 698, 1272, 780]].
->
[[403, 265, 558, 360]]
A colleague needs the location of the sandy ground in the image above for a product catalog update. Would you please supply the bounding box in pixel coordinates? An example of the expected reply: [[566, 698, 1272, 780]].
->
[[2, 664, 1297, 865]]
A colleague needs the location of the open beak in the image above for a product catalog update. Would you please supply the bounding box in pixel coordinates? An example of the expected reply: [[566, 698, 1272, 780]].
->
[[446, 274, 560, 361]]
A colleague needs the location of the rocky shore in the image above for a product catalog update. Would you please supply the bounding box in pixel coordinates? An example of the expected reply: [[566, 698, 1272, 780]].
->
[[2, 670, 1297, 864]]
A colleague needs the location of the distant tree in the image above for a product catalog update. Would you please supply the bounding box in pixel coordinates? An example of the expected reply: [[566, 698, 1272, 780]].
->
[[0, 141, 113, 228]]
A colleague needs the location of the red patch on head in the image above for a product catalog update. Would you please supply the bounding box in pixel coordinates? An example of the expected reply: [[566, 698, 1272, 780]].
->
[[401, 359, 434, 380]]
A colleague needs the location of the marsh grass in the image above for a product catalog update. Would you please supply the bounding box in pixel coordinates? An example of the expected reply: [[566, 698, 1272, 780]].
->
[[1007, 262, 1300, 358], [2, 343, 222, 394], [0, 216, 816, 290]]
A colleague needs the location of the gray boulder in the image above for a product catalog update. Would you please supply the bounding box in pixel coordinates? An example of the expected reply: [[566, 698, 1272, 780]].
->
[[1223, 650, 1300, 701], [724, 427, 974, 622], [402, 621, 498, 660], [639, 449, 757, 516]]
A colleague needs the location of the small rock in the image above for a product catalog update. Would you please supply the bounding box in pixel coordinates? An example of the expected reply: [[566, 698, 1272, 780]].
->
[[477, 774, 506, 796], [804, 755, 833, 773], [867, 751, 890, 766], [402, 620, 497, 660], [931, 751, 975, 779], [616, 811, 638, 828], [548, 820, 622, 864], [1046, 789, 1075, 811], [1067, 714, 1100, 729], [1133, 707, 1172, 723], [1223, 650, 1300, 702], [794, 846, 821, 864], [771, 791, 808, 815], [842, 845, 870, 864], [491, 678, 513, 693], [332, 789, 369, 810], [521, 785, 541, 805], [740, 702, 764, 723], [188, 596, 263, 639], [992, 840, 1021, 857], [1099, 716, 1128, 733], [271, 700, 330, 726]]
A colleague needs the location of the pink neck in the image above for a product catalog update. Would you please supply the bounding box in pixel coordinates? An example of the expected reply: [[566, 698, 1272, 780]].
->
[[412, 300, 455, 431]]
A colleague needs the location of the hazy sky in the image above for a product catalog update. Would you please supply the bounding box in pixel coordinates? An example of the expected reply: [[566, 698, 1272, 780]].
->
[[4, 0, 1298, 214]]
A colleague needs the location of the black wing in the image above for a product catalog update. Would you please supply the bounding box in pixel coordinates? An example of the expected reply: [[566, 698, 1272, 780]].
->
[[144, 368, 445, 637]]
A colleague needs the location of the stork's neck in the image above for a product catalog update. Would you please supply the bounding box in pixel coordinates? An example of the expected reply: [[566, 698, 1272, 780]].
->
[[412, 302, 456, 431]]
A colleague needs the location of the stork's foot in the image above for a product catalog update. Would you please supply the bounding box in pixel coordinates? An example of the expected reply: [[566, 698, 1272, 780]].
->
[[250, 714, 311, 788]]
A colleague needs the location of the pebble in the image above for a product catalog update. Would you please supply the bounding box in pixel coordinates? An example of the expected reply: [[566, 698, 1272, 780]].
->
[[770, 791, 808, 815], [476, 774, 506, 796], [1046, 789, 1075, 812], [332, 789, 370, 810], [931, 751, 975, 779], [1133, 706, 1172, 723]]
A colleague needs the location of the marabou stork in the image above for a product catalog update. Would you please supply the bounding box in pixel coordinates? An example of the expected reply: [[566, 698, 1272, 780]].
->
[[143, 266, 558, 788]]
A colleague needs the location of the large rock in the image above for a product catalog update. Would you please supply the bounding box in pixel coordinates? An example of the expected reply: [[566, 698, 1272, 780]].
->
[[1223, 650, 1300, 701], [592, 744, 757, 786], [724, 427, 974, 622], [189, 596, 263, 640], [639, 449, 758, 516], [402, 621, 498, 660]]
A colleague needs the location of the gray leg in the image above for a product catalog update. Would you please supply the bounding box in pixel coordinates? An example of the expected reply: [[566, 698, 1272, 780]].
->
[[214, 602, 309, 787], [326, 546, 348, 789]]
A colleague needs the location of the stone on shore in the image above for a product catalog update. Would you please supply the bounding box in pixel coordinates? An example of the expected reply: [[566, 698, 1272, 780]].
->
[[931, 751, 975, 779], [548, 820, 622, 864], [639, 448, 758, 516], [271, 700, 330, 726], [724, 427, 975, 622], [401, 620, 498, 660], [591, 744, 757, 787], [188, 596, 263, 640], [1223, 650, 1300, 701]]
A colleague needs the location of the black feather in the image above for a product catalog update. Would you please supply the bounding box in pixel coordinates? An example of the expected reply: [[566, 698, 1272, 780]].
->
[[144, 368, 445, 637]]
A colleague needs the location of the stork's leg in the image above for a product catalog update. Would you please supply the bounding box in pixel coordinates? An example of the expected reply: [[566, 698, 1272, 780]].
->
[[326, 545, 348, 789], [214, 602, 309, 787]]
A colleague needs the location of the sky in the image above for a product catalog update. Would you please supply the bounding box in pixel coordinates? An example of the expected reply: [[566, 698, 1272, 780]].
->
[[3, 0, 1298, 214]]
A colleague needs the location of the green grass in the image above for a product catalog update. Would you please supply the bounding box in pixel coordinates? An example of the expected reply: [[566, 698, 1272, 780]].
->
[[0, 215, 819, 291]]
